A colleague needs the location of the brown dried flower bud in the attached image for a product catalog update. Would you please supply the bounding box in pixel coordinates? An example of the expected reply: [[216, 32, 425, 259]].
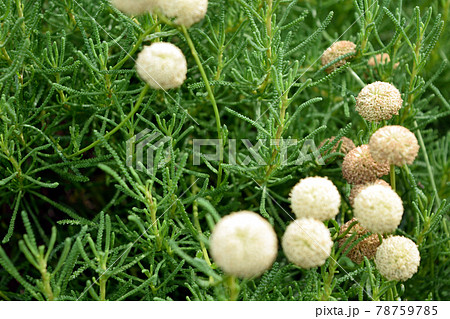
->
[[338, 218, 381, 264], [355, 82, 403, 122], [342, 145, 390, 184], [321, 41, 356, 73], [319, 136, 356, 156], [349, 179, 391, 207], [369, 125, 420, 166]]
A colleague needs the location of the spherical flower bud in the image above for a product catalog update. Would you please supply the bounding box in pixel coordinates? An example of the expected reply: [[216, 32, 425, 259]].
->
[[354, 184, 403, 234], [209, 211, 278, 279], [157, 0, 208, 27], [319, 136, 356, 156], [321, 41, 356, 73], [282, 218, 333, 269], [290, 176, 341, 221], [342, 145, 390, 184], [375, 236, 420, 281], [355, 82, 403, 122], [338, 218, 380, 264], [368, 53, 399, 69], [136, 42, 187, 90], [349, 179, 391, 207], [110, 0, 156, 15], [369, 125, 420, 166]]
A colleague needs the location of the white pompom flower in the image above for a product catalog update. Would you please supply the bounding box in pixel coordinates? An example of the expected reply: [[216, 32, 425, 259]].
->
[[209, 211, 278, 279], [157, 0, 208, 27], [375, 236, 420, 281], [290, 176, 341, 221], [282, 218, 333, 269], [369, 125, 420, 166], [136, 42, 187, 90], [354, 184, 403, 234], [110, 0, 156, 15]]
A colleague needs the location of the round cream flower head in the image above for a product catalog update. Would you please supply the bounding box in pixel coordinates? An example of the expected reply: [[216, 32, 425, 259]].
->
[[349, 179, 391, 207], [110, 0, 156, 15], [209, 211, 278, 279], [157, 0, 208, 27], [321, 40, 356, 73], [136, 42, 187, 90], [290, 176, 341, 221], [342, 145, 390, 184], [282, 218, 333, 269], [354, 184, 403, 234], [338, 218, 380, 264], [355, 82, 403, 122], [375, 236, 420, 281], [369, 125, 420, 166]]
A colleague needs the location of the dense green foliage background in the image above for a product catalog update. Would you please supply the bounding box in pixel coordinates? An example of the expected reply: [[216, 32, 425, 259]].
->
[[0, 0, 449, 300]]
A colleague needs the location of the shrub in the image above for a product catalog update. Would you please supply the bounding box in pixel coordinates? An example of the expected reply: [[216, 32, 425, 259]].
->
[[0, 0, 448, 301]]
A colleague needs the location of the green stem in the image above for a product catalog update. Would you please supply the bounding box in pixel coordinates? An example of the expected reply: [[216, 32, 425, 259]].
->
[[41, 269, 54, 301], [112, 23, 160, 70], [265, 93, 289, 179], [390, 164, 396, 191], [414, 121, 441, 206], [181, 25, 223, 185], [68, 85, 149, 158], [99, 276, 106, 301], [349, 67, 366, 87], [226, 275, 239, 301]]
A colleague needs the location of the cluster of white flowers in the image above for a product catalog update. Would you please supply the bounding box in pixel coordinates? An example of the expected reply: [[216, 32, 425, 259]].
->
[[375, 236, 420, 281], [110, 0, 156, 15], [158, 0, 208, 27], [282, 176, 340, 268], [209, 211, 278, 279], [111, 1, 209, 89], [110, 0, 208, 27]]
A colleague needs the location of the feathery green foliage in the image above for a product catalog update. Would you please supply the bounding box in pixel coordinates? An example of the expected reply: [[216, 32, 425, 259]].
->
[[0, 0, 448, 301]]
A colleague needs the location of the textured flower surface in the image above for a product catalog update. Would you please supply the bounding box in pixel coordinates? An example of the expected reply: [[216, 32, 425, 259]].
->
[[136, 42, 187, 90], [282, 218, 333, 268], [354, 184, 403, 234], [290, 176, 341, 221], [157, 0, 208, 27], [319, 136, 356, 156], [369, 125, 420, 166], [375, 236, 420, 281], [110, 0, 155, 15], [209, 211, 278, 279], [342, 145, 390, 184], [349, 179, 391, 207], [321, 40, 356, 73], [355, 82, 403, 122], [338, 218, 380, 264]]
